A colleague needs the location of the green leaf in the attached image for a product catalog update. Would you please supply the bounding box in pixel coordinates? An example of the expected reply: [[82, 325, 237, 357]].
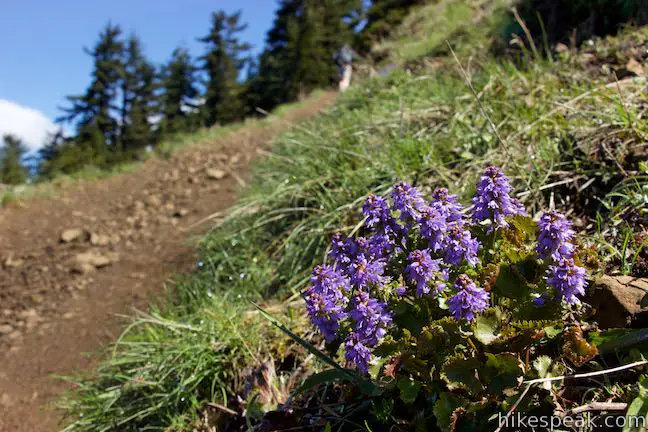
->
[[641, 293, 648, 309], [533, 355, 552, 378], [441, 354, 483, 393], [481, 353, 523, 394], [434, 392, 468, 432], [532, 355, 564, 391], [623, 376, 648, 432], [252, 302, 342, 371], [493, 264, 530, 300], [508, 215, 538, 237], [397, 378, 422, 405], [295, 369, 356, 394], [590, 328, 648, 354], [252, 303, 382, 397], [474, 308, 504, 345]]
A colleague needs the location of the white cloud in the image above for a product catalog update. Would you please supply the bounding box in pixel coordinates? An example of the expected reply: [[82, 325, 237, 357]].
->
[[0, 99, 59, 152]]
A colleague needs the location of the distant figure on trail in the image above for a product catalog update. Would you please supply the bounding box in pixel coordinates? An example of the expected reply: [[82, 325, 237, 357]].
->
[[334, 44, 356, 92]]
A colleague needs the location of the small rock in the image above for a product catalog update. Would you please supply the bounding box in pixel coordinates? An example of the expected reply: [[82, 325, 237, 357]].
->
[[60, 228, 85, 243], [90, 233, 112, 246], [206, 168, 227, 180], [626, 58, 645, 77], [146, 195, 162, 208], [173, 208, 189, 218], [18, 309, 38, 320], [0, 324, 13, 335], [30, 294, 44, 304], [586, 276, 648, 328], [0, 392, 13, 407], [73, 251, 116, 273], [3, 256, 24, 268], [229, 154, 241, 165]]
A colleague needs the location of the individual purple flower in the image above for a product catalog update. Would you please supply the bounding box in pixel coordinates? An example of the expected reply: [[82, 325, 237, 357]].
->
[[363, 194, 391, 228], [448, 275, 490, 321], [367, 234, 393, 259], [303, 287, 347, 341], [330, 233, 354, 268], [391, 182, 426, 221], [395, 286, 408, 296], [349, 291, 392, 346], [537, 211, 576, 261], [471, 166, 526, 230], [310, 264, 350, 297], [404, 249, 447, 296], [431, 187, 464, 222], [348, 255, 388, 289], [546, 258, 587, 304], [442, 222, 480, 266], [345, 333, 372, 374], [418, 206, 448, 251]]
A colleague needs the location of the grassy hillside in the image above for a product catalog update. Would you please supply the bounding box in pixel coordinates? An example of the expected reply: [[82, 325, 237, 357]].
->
[[60, 1, 647, 430]]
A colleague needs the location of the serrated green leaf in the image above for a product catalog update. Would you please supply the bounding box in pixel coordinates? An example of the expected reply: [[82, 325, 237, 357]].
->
[[474, 308, 504, 345], [508, 215, 538, 236], [397, 378, 422, 404], [441, 354, 483, 393], [434, 392, 468, 432], [533, 355, 552, 378], [482, 353, 523, 394]]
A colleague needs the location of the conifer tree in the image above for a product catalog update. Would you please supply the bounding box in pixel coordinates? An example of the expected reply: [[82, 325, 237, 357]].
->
[[199, 10, 251, 126], [0, 134, 29, 185], [158, 47, 201, 136], [252, 0, 362, 110], [58, 23, 125, 166], [120, 35, 158, 152]]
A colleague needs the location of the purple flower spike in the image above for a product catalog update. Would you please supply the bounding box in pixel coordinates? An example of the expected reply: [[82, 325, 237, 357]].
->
[[349, 255, 387, 289], [303, 287, 347, 341], [349, 291, 392, 345], [391, 182, 426, 221], [546, 258, 587, 304], [404, 249, 446, 296], [442, 222, 480, 267], [537, 211, 576, 261], [471, 166, 526, 230], [418, 206, 448, 251], [345, 333, 372, 374], [363, 194, 391, 228], [448, 274, 490, 322], [431, 187, 465, 222]]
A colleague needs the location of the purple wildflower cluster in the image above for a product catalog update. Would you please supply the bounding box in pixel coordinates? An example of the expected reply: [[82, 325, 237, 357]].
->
[[303, 167, 588, 373], [448, 275, 490, 321], [472, 166, 527, 230], [537, 211, 587, 304]]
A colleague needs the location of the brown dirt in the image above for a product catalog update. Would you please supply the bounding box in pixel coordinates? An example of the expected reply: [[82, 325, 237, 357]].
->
[[0, 92, 335, 432]]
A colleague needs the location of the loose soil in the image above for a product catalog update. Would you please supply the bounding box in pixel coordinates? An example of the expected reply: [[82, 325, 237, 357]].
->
[[0, 92, 335, 432]]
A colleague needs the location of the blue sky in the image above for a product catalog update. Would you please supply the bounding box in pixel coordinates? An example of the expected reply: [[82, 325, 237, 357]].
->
[[0, 0, 279, 150]]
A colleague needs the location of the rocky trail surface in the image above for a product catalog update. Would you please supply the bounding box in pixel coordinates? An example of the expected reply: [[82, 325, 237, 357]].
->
[[0, 93, 334, 432]]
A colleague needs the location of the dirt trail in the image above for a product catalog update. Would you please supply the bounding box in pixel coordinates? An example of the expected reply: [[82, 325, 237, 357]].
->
[[0, 93, 335, 432]]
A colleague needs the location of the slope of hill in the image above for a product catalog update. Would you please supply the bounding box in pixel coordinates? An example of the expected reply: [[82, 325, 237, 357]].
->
[[0, 93, 335, 432], [11, 0, 648, 431]]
